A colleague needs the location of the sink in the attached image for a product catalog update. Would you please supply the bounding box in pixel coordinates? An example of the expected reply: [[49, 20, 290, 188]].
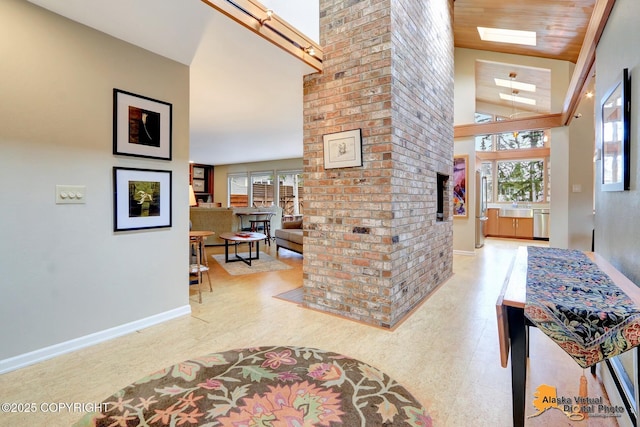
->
[[499, 208, 534, 218]]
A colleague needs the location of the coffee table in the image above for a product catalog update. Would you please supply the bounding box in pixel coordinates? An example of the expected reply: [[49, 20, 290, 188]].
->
[[218, 232, 267, 266]]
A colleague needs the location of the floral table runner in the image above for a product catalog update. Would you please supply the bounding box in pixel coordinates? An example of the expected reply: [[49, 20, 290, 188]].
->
[[525, 246, 640, 368]]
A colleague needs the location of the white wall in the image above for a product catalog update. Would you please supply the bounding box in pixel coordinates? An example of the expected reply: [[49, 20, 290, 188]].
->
[[567, 95, 596, 250], [594, 0, 640, 283], [0, 0, 190, 370], [593, 1, 640, 421], [549, 127, 570, 249]]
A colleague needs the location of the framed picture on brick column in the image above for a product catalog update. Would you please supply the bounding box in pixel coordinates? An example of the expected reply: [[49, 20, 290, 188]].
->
[[453, 155, 468, 217], [323, 129, 362, 169]]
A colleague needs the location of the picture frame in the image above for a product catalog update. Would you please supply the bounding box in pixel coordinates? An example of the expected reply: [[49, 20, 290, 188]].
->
[[600, 68, 631, 192], [192, 166, 205, 179], [323, 129, 363, 169], [113, 167, 172, 231], [113, 89, 172, 160], [453, 155, 468, 217], [192, 179, 205, 193]]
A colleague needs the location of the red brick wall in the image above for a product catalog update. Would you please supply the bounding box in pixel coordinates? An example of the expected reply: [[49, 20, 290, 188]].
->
[[302, 0, 454, 328]]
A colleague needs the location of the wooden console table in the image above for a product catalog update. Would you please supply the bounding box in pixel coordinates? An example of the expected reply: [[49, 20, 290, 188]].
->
[[497, 246, 640, 427]]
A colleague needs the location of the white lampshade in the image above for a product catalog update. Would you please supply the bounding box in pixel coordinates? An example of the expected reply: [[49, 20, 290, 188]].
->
[[189, 185, 197, 206]]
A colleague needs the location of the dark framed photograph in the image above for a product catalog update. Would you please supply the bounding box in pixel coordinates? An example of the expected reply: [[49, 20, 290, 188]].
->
[[113, 89, 172, 160], [323, 129, 362, 169], [600, 68, 630, 192], [192, 179, 205, 193], [192, 166, 205, 179], [113, 167, 172, 231]]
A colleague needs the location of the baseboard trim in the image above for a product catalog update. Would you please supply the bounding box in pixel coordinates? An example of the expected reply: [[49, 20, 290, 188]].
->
[[0, 305, 191, 374], [453, 249, 476, 256]]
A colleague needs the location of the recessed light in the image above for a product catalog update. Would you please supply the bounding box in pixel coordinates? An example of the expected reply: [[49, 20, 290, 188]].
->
[[478, 27, 536, 46], [500, 93, 536, 106], [494, 78, 536, 93]]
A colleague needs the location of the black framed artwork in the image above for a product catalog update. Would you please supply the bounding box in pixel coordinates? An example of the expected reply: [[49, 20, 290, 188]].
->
[[600, 68, 631, 192], [113, 167, 172, 231], [113, 89, 172, 160]]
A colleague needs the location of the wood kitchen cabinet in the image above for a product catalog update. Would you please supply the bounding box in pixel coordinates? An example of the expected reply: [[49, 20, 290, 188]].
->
[[485, 208, 500, 236], [497, 216, 533, 239], [515, 217, 533, 239]]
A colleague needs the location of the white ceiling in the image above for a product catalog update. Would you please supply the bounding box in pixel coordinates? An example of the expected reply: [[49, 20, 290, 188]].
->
[[27, 0, 318, 166]]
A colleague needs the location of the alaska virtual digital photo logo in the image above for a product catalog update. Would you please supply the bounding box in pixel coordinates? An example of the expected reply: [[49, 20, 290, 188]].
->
[[529, 383, 625, 421]]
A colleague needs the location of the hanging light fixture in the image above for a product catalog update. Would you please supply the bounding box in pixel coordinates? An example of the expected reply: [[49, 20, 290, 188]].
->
[[509, 72, 519, 138]]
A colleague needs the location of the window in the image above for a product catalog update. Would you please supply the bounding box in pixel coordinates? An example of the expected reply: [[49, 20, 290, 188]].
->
[[474, 113, 494, 152], [474, 112, 549, 203], [228, 173, 248, 207], [496, 130, 545, 150], [278, 171, 303, 218], [475, 134, 493, 152], [480, 162, 494, 203], [250, 172, 274, 207], [496, 160, 545, 202]]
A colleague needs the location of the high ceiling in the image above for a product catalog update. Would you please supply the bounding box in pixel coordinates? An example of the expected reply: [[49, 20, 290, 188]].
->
[[454, 0, 596, 117], [26, 0, 598, 164]]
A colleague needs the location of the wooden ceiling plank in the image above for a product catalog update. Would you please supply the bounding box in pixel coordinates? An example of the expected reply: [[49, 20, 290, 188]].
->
[[454, 113, 563, 138], [561, 0, 616, 125]]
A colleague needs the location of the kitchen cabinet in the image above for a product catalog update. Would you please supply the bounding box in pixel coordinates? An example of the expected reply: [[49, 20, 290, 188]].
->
[[515, 218, 533, 239], [485, 208, 500, 236], [497, 216, 533, 239]]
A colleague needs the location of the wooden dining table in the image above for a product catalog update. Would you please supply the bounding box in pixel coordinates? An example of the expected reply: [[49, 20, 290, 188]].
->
[[497, 246, 640, 427]]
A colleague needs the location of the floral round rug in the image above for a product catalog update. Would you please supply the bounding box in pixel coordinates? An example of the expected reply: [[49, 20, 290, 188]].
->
[[73, 345, 432, 426]]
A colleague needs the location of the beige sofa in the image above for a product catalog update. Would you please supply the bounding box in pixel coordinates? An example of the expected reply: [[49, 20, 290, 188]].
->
[[190, 206, 282, 245], [275, 220, 303, 254]]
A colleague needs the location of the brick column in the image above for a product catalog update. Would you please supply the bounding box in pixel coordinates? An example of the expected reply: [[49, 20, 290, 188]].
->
[[303, 0, 454, 328]]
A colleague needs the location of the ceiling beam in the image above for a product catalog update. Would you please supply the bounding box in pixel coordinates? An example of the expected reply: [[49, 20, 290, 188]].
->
[[561, 0, 616, 125], [454, 113, 563, 138], [200, 0, 323, 72]]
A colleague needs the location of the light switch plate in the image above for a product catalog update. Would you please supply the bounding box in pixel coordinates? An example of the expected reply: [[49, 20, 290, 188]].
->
[[56, 185, 86, 204]]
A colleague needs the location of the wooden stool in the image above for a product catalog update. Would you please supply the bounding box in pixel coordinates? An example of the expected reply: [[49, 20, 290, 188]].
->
[[189, 232, 214, 303]]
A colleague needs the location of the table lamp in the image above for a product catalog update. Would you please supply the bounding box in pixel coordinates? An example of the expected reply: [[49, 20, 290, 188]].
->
[[189, 185, 197, 207]]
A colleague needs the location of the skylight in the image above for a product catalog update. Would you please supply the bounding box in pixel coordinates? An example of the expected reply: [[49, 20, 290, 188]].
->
[[477, 27, 536, 46], [494, 78, 536, 93], [500, 93, 536, 106]]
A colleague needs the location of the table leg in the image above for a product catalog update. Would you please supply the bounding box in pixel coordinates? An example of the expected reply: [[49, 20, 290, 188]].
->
[[256, 241, 260, 260], [195, 239, 202, 303], [507, 306, 527, 427], [224, 240, 230, 263]]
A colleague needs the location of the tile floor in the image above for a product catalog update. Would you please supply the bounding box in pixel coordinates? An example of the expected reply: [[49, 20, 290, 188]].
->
[[0, 238, 620, 426]]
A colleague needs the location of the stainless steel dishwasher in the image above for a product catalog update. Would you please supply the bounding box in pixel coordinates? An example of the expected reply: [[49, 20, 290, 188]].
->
[[533, 209, 549, 240]]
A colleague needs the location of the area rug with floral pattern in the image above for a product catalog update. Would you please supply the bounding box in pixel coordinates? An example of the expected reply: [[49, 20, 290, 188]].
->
[[73, 345, 431, 426]]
